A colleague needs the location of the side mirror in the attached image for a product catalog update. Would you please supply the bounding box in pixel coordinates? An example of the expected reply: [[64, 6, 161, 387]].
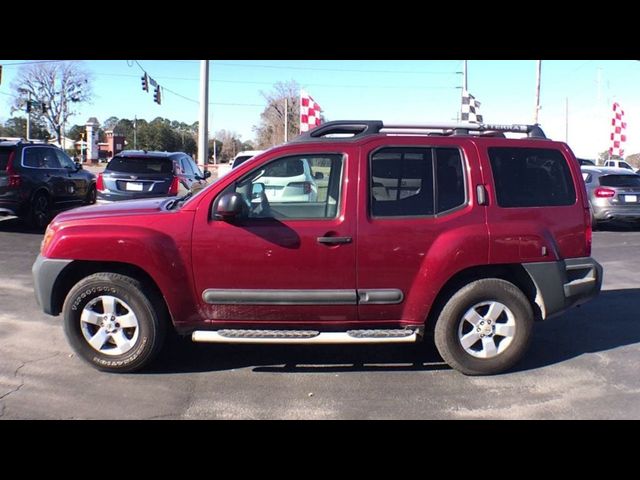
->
[[203, 170, 212, 179], [314, 171, 324, 180], [251, 182, 265, 199], [213, 192, 248, 221], [75, 161, 83, 171]]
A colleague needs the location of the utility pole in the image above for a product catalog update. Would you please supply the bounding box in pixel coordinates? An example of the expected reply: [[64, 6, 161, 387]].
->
[[134, 115, 137, 150], [198, 60, 209, 168], [284, 97, 288, 143], [26, 92, 31, 141], [534, 60, 542, 124], [461, 60, 468, 119]]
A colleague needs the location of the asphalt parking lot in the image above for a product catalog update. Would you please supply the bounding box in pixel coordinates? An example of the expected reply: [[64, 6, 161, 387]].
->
[[1, 217, 639, 419]]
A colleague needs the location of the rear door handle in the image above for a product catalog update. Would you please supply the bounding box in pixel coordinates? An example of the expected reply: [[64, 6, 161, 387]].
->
[[317, 236, 352, 245]]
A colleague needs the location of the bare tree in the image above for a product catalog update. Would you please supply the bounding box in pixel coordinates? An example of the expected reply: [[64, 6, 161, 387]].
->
[[253, 80, 301, 148], [216, 129, 243, 163], [11, 61, 93, 143]]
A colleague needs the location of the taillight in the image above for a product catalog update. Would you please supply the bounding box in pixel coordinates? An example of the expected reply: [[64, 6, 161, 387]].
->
[[594, 187, 616, 198], [584, 207, 592, 257], [289, 181, 312, 194], [96, 173, 105, 191], [6, 151, 21, 188], [168, 176, 179, 196]]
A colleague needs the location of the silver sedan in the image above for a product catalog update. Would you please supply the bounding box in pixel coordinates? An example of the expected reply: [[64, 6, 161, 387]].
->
[[581, 165, 640, 227]]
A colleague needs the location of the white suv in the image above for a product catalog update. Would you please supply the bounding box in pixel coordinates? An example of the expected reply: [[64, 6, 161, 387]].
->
[[231, 150, 264, 169], [258, 157, 319, 202], [604, 159, 635, 171]]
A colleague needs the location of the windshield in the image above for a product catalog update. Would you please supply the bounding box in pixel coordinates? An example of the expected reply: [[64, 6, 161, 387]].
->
[[171, 175, 221, 209], [599, 174, 640, 187], [107, 156, 173, 174]]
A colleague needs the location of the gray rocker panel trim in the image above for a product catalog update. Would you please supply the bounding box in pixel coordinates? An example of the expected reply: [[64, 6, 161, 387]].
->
[[202, 288, 404, 306]]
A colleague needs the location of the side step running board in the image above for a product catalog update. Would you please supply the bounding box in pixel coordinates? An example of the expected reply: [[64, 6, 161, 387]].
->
[[191, 329, 418, 345]]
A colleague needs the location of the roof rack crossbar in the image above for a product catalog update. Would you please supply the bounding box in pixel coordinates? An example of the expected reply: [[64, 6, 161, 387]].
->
[[291, 120, 547, 141]]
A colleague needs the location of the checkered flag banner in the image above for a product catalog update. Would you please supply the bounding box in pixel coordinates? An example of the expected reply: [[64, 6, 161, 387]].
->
[[300, 90, 322, 133], [609, 102, 627, 157], [461, 90, 483, 123]]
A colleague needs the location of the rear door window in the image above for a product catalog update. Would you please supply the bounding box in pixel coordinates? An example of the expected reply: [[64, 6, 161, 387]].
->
[[488, 147, 576, 207], [23, 147, 61, 169], [107, 156, 173, 174]]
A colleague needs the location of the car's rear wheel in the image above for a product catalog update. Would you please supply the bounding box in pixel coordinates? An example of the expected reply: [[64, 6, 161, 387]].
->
[[27, 191, 51, 230], [62, 272, 166, 373], [434, 278, 533, 376], [85, 184, 97, 205]]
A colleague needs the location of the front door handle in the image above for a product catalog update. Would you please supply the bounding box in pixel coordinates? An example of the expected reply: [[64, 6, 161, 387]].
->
[[317, 236, 352, 245]]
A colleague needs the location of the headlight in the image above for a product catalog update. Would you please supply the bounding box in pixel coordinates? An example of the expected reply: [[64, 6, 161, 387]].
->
[[41, 225, 55, 255]]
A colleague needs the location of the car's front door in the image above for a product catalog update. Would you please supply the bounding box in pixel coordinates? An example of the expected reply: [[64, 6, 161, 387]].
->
[[191, 148, 357, 325], [54, 148, 88, 203]]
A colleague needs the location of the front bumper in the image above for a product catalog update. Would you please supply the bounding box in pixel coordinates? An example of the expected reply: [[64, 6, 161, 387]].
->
[[32, 254, 72, 315], [523, 257, 603, 320]]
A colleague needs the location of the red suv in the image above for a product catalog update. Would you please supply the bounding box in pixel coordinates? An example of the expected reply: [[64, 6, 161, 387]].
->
[[32, 121, 602, 375]]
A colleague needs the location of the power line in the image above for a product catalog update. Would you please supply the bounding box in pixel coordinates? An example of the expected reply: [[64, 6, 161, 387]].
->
[[212, 61, 459, 75], [0, 60, 68, 67]]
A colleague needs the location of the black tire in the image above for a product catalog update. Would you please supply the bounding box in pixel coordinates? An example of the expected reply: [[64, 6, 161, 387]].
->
[[434, 279, 533, 376], [27, 191, 51, 230], [62, 272, 167, 373], [85, 184, 97, 205]]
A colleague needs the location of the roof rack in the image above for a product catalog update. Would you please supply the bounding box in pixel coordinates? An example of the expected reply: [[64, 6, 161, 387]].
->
[[291, 120, 547, 142]]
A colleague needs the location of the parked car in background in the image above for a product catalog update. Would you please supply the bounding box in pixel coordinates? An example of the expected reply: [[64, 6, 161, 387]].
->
[[577, 158, 595, 166], [603, 159, 634, 171], [0, 139, 96, 229], [256, 156, 321, 203], [231, 150, 264, 169], [97, 151, 210, 202], [581, 165, 640, 227]]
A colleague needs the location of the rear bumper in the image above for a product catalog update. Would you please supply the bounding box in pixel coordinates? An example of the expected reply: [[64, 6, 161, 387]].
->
[[523, 257, 603, 320], [593, 205, 640, 222], [32, 254, 72, 315], [98, 190, 169, 202], [0, 199, 21, 216]]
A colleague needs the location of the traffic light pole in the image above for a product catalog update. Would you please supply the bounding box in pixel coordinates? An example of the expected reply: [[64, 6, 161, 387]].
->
[[26, 92, 31, 141], [198, 60, 209, 169]]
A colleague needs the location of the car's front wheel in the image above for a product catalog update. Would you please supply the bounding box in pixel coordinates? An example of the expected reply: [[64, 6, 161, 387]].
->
[[434, 278, 533, 376], [62, 272, 166, 373]]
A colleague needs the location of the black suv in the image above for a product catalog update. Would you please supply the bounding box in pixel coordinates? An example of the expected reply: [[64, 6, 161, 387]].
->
[[97, 151, 211, 201], [0, 139, 97, 229]]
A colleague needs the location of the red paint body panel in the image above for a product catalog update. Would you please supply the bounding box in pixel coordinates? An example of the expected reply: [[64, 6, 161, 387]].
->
[[191, 144, 359, 325], [42, 134, 591, 332]]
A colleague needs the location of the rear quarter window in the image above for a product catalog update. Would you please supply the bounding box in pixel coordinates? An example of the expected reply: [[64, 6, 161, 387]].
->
[[0, 148, 12, 170], [488, 147, 576, 207]]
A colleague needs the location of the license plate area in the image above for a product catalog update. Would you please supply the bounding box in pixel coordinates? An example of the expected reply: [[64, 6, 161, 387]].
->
[[624, 195, 637, 203], [126, 182, 143, 191]]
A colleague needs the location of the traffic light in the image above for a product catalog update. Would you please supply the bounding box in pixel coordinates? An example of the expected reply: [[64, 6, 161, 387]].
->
[[153, 85, 161, 105], [141, 73, 149, 92], [25, 100, 32, 113], [42, 103, 48, 114]]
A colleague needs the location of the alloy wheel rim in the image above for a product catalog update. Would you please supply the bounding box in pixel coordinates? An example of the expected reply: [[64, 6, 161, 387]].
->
[[80, 295, 140, 356], [457, 301, 516, 359]]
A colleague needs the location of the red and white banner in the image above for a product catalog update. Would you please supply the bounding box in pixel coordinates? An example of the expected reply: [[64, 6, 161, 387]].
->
[[609, 102, 627, 158], [300, 90, 322, 133]]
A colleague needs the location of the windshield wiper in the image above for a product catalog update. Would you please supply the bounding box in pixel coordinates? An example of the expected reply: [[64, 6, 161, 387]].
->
[[166, 191, 193, 210]]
